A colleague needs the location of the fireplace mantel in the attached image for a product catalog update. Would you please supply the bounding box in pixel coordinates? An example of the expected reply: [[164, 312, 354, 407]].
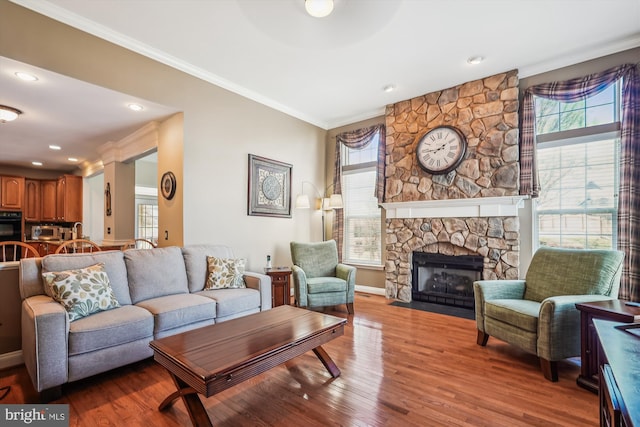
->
[[379, 196, 528, 219]]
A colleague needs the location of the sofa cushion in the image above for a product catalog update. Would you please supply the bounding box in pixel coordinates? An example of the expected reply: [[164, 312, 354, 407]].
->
[[182, 244, 236, 292], [135, 293, 216, 334], [68, 305, 153, 356], [307, 277, 347, 294], [42, 263, 121, 322], [41, 250, 131, 305], [485, 299, 540, 333], [205, 256, 247, 289], [197, 288, 260, 318], [125, 246, 189, 304]]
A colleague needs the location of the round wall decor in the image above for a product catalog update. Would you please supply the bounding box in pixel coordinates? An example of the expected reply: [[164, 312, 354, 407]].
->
[[161, 171, 177, 200]]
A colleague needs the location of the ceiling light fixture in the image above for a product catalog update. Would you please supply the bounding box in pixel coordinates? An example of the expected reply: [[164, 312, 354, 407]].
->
[[49, 145, 61, 150], [68, 157, 78, 162], [383, 84, 395, 93], [467, 56, 484, 65], [128, 103, 144, 112], [15, 72, 38, 82], [305, 0, 334, 18], [0, 105, 22, 123], [32, 161, 43, 166]]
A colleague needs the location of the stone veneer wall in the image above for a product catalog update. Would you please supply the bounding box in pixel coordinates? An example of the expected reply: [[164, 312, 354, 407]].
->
[[383, 70, 521, 301]]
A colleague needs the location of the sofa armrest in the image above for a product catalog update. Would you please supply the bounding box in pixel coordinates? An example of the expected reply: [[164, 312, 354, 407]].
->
[[473, 280, 526, 332], [336, 263, 356, 302], [291, 265, 308, 307], [538, 294, 616, 361], [243, 271, 272, 311], [21, 295, 69, 392]]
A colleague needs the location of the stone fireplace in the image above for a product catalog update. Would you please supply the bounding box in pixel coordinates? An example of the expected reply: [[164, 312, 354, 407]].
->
[[381, 70, 523, 303]]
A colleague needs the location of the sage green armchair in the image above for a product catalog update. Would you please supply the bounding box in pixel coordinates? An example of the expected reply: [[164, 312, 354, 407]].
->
[[474, 246, 624, 381], [290, 240, 356, 314]]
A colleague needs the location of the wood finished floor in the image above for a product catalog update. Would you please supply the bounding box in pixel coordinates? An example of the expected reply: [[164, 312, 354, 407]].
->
[[0, 293, 597, 426]]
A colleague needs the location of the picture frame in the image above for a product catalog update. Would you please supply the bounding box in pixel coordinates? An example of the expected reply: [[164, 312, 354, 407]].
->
[[247, 154, 292, 218]]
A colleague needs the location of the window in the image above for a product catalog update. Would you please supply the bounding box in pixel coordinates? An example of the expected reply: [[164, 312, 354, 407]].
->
[[534, 82, 621, 249], [136, 202, 158, 243], [341, 131, 382, 265]]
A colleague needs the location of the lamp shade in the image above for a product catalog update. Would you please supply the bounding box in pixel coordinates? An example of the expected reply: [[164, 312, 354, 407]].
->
[[329, 194, 343, 208], [295, 194, 311, 209]]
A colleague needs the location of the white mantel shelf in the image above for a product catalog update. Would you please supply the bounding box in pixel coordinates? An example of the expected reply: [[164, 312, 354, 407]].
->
[[379, 196, 529, 219]]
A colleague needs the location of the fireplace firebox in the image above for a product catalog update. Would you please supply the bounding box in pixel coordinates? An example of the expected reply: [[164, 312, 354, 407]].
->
[[412, 252, 484, 309]]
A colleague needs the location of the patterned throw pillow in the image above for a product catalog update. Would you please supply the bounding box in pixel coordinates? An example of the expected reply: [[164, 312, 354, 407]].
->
[[205, 256, 247, 290], [42, 263, 121, 322]]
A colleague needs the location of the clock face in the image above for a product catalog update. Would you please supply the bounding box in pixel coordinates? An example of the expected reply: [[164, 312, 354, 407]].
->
[[416, 126, 467, 174]]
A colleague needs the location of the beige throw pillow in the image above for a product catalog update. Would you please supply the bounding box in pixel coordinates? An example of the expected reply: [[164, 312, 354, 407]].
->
[[205, 256, 247, 289], [42, 262, 121, 322]]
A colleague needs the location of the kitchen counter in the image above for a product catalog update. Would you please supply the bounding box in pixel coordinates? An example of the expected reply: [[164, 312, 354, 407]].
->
[[24, 240, 123, 255]]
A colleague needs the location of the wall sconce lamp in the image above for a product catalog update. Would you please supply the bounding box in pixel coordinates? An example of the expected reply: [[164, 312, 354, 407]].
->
[[296, 181, 342, 240]]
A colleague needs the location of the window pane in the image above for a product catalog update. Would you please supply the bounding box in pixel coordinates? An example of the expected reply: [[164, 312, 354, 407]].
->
[[341, 129, 381, 265]]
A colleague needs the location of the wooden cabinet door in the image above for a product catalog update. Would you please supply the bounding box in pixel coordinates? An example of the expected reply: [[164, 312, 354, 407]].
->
[[41, 180, 57, 221], [0, 176, 25, 210], [56, 175, 82, 223], [24, 179, 41, 221]]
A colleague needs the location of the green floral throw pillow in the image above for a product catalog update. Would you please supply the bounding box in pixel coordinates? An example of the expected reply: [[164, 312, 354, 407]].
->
[[205, 256, 247, 289], [42, 262, 120, 322]]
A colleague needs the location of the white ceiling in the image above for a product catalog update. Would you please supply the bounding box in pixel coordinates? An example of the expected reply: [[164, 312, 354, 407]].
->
[[3, 0, 640, 172]]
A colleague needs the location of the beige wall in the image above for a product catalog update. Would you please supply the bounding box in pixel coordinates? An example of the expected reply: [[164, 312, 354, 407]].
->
[[0, 1, 326, 271]]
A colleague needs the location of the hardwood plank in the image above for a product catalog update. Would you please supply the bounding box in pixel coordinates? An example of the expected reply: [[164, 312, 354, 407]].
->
[[0, 293, 597, 426]]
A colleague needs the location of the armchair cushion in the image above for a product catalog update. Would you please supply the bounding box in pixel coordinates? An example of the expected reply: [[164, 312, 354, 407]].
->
[[290, 241, 338, 278], [307, 277, 347, 294], [485, 299, 539, 332], [524, 247, 624, 302]]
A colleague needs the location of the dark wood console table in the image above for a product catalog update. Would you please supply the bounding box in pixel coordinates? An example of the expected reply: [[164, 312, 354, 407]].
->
[[594, 319, 640, 427], [575, 300, 640, 393]]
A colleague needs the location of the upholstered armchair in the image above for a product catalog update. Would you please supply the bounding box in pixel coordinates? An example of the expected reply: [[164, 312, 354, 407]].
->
[[290, 240, 356, 314], [474, 246, 624, 381]]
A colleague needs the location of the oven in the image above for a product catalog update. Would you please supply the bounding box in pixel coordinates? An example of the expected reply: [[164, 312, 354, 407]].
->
[[0, 211, 23, 261]]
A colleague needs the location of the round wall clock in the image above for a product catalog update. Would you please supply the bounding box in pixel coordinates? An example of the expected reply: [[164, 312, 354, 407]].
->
[[416, 125, 467, 175], [161, 171, 177, 200]]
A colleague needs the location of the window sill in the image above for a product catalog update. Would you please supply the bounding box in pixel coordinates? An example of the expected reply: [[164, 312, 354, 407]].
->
[[344, 262, 384, 271]]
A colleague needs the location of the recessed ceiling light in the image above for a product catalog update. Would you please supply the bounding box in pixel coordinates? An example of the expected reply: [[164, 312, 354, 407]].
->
[[15, 72, 38, 82], [68, 157, 78, 162], [128, 103, 144, 112], [32, 161, 43, 166], [305, 0, 334, 18], [467, 56, 484, 65], [49, 145, 61, 150], [383, 84, 396, 93]]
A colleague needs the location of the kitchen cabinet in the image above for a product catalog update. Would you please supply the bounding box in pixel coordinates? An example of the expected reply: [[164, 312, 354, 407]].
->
[[40, 180, 57, 221], [24, 179, 41, 221], [56, 175, 82, 222], [0, 175, 25, 210]]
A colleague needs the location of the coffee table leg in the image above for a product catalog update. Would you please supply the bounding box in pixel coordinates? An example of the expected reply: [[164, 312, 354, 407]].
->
[[312, 345, 341, 378], [160, 372, 213, 427]]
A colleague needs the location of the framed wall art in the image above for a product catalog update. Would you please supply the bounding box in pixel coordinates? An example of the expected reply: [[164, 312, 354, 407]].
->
[[247, 154, 292, 218]]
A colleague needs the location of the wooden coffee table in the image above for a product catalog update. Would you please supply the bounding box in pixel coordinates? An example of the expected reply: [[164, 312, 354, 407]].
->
[[149, 305, 347, 427]]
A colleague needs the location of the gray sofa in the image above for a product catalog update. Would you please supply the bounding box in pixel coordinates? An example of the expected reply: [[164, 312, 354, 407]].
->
[[19, 244, 271, 398]]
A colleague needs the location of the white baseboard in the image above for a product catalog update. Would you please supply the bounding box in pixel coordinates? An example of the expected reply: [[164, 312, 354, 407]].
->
[[0, 350, 23, 370], [355, 285, 386, 296]]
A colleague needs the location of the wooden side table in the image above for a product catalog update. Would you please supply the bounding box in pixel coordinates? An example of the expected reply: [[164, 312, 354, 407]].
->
[[265, 267, 292, 307], [575, 300, 640, 393]]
